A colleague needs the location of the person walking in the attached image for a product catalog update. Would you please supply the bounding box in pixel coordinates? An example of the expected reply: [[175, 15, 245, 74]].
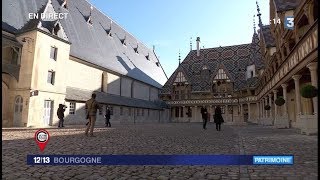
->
[[105, 106, 111, 127], [57, 104, 67, 128], [214, 106, 224, 131], [201, 107, 208, 130], [85, 93, 102, 137]]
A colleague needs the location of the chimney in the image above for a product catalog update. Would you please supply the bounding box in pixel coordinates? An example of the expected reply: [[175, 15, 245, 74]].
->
[[196, 37, 200, 56]]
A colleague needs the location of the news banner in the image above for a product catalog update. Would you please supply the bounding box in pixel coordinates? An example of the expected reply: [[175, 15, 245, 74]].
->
[[27, 155, 294, 165], [31, 130, 293, 166]]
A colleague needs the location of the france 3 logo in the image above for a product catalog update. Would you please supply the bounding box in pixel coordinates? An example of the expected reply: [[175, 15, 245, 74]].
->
[[284, 16, 294, 30]]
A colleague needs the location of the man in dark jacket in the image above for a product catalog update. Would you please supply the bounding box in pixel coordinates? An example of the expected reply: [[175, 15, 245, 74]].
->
[[105, 106, 111, 127], [214, 106, 224, 131], [57, 104, 67, 128], [201, 107, 208, 129]]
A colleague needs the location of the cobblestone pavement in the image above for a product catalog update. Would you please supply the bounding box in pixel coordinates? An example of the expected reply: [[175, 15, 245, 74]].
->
[[2, 123, 318, 180]]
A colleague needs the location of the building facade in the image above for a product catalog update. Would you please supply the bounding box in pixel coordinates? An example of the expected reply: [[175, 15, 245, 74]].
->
[[2, 0, 169, 127], [160, 0, 318, 135]]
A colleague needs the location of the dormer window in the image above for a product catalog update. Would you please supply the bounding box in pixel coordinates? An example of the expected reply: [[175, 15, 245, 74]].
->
[[121, 36, 126, 46], [87, 6, 93, 25], [53, 23, 60, 35], [61, 0, 68, 9], [134, 45, 139, 54], [174, 72, 186, 83], [146, 54, 150, 60], [106, 29, 112, 37], [156, 62, 160, 67], [87, 17, 93, 25]]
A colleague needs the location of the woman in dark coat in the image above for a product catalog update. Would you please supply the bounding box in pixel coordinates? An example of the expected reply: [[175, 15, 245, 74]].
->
[[214, 106, 224, 131]]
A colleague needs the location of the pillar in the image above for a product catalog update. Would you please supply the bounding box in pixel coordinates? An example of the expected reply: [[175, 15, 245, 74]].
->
[[273, 90, 278, 117], [264, 97, 268, 118], [247, 103, 251, 121], [256, 102, 259, 122], [268, 94, 273, 119], [292, 75, 302, 115], [306, 62, 318, 115], [261, 99, 264, 118], [193, 106, 198, 122], [281, 83, 288, 116], [225, 104, 228, 122]]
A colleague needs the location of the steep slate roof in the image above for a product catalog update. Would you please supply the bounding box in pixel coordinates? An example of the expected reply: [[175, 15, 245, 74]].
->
[[160, 32, 264, 94], [273, 0, 300, 12], [2, 0, 167, 89], [66, 87, 169, 109], [259, 25, 276, 48]]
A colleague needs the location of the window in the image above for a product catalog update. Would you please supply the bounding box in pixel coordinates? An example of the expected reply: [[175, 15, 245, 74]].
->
[[214, 69, 228, 80], [174, 72, 186, 83], [148, 109, 150, 116], [47, 71, 55, 85], [137, 108, 140, 116], [250, 71, 254, 78], [141, 109, 144, 116], [156, 62, 160, 67], [120, 107, 123, 116], [50, 47, 58, 60], [69, 102, 76, 114]]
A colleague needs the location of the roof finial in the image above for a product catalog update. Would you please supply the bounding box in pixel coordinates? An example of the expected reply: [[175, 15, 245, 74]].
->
[[178, 50, 181, 65], [190, 37, 192, 51], [253, 15, 256, 33], [256, 1, 263, 28]]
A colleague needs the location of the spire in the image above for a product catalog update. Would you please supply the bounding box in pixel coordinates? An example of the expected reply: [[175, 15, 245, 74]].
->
[[253, 15, 256, 33], [190, 37, 192, 51], [178, 50, 181, 65], [256, 1, 263, 28]]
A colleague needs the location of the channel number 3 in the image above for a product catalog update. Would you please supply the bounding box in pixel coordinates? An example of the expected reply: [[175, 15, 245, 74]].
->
[[284, 16, 294, 30]]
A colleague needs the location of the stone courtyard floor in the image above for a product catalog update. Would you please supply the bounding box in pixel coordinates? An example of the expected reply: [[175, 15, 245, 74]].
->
[[2, 123, 318, 180]]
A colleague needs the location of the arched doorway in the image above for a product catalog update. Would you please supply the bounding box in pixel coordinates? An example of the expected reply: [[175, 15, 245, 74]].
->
[[13, 95, 23, 127]]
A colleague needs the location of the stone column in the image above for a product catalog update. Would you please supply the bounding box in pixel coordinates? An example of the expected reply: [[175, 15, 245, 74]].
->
[[281, 84, 288, 116], [306, 62, 318, 115], [292, 75, 302, 115], [264, 97, 268, 118], [261, 99, 264, 118], [193, 106, 198, 122], [225, 104, 228, 122], [256, 102, 259, 123], [268, 94, 273, 119], [273, 90, 278, 117], [247, 103, 251, 122]]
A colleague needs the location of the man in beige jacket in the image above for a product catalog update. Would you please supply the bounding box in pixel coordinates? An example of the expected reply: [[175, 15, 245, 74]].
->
[[85, 93, 102, 137]]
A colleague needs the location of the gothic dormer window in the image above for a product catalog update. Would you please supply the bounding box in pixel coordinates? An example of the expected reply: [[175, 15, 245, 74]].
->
[[174, 72, 186, 83]]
